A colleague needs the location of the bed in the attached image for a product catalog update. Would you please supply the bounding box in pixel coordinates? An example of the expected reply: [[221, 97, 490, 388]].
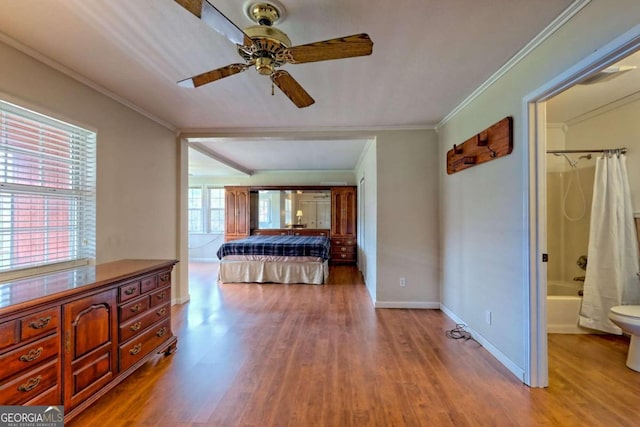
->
[[216, 235, 331, 284]]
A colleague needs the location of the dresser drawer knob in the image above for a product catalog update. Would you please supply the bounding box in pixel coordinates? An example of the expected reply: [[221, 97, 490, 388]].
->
[[19, 347, 43, 363], [341, 247, 347, 252], [156, 327, 167, 338], [341, 254, 347, 258], [130, 304, 142, 313], [156, 291, 166, 300], [28, 316, 51, 330], [18, 375, 41, 392], [130, 322, 142, 332], [129, 343, 142, 355], [159, 273, 170, 282], [156, 308, 167, 316], [124, 287, 137, 295]]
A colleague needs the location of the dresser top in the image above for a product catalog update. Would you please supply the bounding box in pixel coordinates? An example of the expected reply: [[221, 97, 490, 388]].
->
[[0, 259, 178, 314]]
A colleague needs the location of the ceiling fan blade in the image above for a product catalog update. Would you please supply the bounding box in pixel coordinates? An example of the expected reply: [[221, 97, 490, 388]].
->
[[178, 63, 248, 88], [281, 33, 373, 64], [271, 70, 315, 108], [174, 0, 253, 46], [174, 0, 203, 18]]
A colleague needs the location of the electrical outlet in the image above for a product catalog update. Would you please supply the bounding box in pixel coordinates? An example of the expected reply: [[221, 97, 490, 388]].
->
[[485, 310, 492, 325], [400, 277, 406, 287]]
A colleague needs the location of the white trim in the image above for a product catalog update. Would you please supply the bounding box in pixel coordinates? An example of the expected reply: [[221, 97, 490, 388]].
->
[[437, 0, 591, 130], [440, 304, 525, 382], [0, 31, 177, 132], [178, 124, 437, 135], [524, 24, 640, 388], [172, 295, 191, 305], [374, 301, 440, 309]]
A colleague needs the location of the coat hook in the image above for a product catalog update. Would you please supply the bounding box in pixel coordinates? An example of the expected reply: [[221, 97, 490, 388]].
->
[[453, 144, 463, 154], [477, 132, 488, 146]]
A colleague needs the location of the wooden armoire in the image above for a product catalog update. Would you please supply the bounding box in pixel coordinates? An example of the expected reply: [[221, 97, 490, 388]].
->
[[330, 186, 357, 264]]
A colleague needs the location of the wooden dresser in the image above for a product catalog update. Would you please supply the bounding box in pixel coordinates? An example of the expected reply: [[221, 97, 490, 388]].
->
[[0, 259, 177, 422]]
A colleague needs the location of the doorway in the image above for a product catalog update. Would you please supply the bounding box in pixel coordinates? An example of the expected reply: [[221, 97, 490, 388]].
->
[[527, 28, 640, 387]]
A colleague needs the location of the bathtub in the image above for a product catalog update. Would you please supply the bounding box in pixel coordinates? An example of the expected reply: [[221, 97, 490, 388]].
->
[[547, 280, 591, 334]]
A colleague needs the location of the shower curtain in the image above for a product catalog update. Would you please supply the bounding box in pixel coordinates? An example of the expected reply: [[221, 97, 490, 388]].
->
[[579, 152, 640, 334]]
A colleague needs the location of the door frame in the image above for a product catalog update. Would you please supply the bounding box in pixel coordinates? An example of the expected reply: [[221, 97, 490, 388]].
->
[[524, 25, 640, 387]]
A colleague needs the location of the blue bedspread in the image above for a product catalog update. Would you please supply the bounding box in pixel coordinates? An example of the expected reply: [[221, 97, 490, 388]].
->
[[217, 235, 331, 260]]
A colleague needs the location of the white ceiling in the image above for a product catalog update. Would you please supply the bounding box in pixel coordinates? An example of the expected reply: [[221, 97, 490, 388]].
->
[[0, 0, 575, 174], [547, 50, 640, 124], [189, 136, 370, 176]]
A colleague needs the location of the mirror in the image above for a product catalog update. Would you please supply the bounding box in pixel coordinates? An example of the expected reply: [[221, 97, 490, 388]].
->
[[250, 190, 331, 230]]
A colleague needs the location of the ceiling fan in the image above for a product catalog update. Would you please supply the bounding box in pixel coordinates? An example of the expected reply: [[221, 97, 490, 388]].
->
[[174, 0, 373, 108]]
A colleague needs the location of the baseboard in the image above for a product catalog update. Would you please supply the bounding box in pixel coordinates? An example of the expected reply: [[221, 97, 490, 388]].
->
[[440, 304, 526, 383], [374, 301, 440, 309], [173, 294, 191, 305]]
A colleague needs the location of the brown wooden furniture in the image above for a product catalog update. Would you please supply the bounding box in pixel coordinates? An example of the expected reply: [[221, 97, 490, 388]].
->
[[330, 186, 357, 264], [252, 228, 330, 237], [0, 259, 177, 423], [224, 186, 250, 241]]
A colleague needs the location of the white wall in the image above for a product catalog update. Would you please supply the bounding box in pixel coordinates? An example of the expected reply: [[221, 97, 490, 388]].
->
[[0, 40, 180, 290], [438, 0, 640, 378], [356, 140, 377, 300], [564, 96, 640, 213], [375, 130, 440, 308]]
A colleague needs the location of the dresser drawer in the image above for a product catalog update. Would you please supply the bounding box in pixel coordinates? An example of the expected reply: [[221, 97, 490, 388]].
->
[[0, 358, 58, 405], [292, 229, 330, 237], [331, 245, 355, 255], [118, 280, 141, 303], [24, 384, 60, 406], [158, 270, 171, 288], [332, 252, 356, 262], [0, 320, 18, 352], [149, 286, 171, 308], [119, 303, 170, 343], [119, 319, 171, 372], [0, 334, 58, 382], [21, 307, 59, 341], [140, 275, 157, 294], [119, 296, 150, 323], [331, 238, 356, 247]]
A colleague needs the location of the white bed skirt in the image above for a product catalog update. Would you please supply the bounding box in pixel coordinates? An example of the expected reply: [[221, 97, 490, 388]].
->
[[219, 260, 329, 285]]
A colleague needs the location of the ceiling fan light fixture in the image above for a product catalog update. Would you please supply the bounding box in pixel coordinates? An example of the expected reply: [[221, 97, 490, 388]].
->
[[255, 57, 274, 75]]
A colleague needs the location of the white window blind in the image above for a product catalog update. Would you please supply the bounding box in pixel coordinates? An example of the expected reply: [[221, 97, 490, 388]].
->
[[0, 100, 96, 272]]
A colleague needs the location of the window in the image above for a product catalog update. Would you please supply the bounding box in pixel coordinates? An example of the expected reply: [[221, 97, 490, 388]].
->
[[188, 186, 225, 234], [208, 187, 224, 233], [258, 198, 271, 224], [0, 99, 96, 273], [188, 187, 203, 233]]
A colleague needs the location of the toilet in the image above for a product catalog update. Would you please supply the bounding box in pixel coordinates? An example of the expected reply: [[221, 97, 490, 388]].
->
[[608, 305, 640, 372]]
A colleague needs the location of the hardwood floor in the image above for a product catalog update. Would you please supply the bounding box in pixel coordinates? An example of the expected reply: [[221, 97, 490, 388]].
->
[[68, 263, 640, 426]]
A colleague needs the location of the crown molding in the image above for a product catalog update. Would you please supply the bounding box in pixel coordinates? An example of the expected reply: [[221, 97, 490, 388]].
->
[[177, 123, 437, 137], [437, 0, 592, 130]]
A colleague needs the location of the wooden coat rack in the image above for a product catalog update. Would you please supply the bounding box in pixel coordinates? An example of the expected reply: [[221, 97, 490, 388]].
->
[[446, 117, 513, 174]]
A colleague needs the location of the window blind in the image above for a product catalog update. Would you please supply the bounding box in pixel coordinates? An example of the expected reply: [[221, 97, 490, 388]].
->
[[0, 100, 96, 272]]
